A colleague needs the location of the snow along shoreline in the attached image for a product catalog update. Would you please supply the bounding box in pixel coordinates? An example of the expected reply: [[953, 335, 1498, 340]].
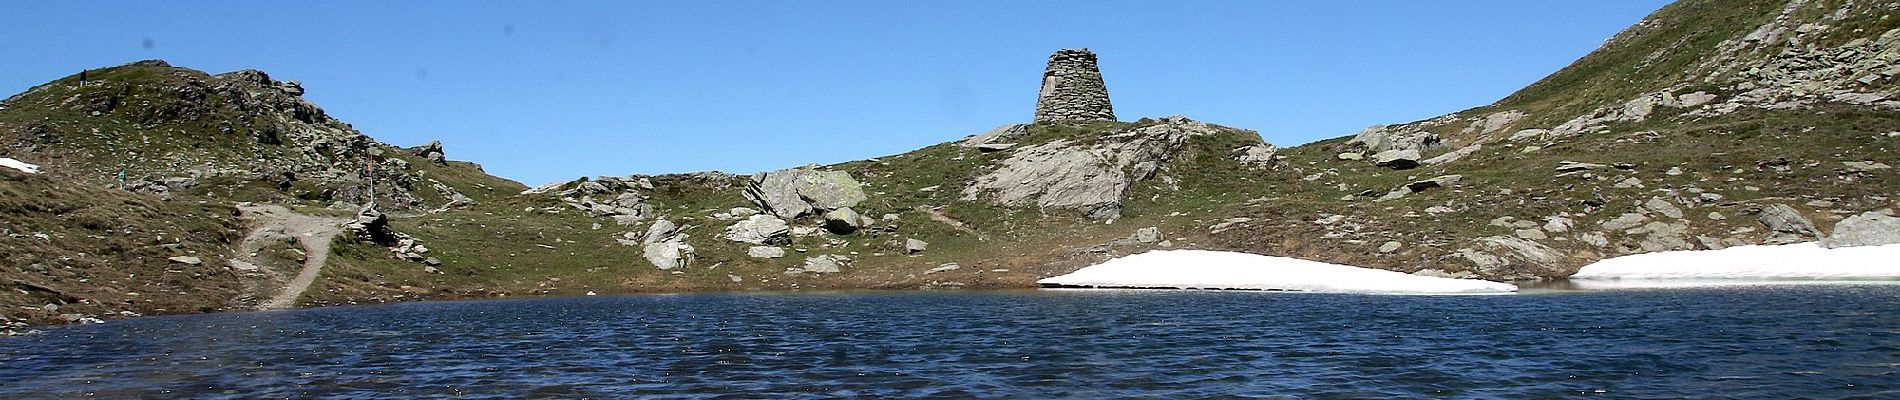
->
[[1037, 250, 1518, 295], [1569, 242, 1900, 284]]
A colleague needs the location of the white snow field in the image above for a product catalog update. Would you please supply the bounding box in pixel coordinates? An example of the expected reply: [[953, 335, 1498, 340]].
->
[[1037, 250, 1518, 294], [0, 157, 39, 174], [1568, 242, 1900, 288]]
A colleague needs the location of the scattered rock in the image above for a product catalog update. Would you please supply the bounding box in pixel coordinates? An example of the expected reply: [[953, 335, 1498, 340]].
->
[[1824, 209, 1900, 248], [167, 256, 202, 265], [1336, 152, 1364, 161], [1378, 241, 1402, 253], [1514, 229, 1548, 240], [905, 238, 929, 254], [926, 263, 961, 274], [747, 246, 786, 258]]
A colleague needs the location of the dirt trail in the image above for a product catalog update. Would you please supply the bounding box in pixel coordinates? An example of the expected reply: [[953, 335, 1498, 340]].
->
[[233, 204, 346, 310]]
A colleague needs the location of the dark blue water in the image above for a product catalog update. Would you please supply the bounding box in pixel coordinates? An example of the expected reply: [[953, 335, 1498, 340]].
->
[[4, 286, 1899, 399]]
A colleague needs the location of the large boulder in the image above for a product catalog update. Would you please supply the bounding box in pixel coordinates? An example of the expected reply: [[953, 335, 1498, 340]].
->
[[642, 219, 694, 270], [1346, 124, 1442, 154], [1756, 204, 1820, 245], [743, 167, 867, 219], [722, 214, 791, 245], [1372, 150, 1421, 170], [822, 207, 862, 235], [1825, 209, 1900, 248]]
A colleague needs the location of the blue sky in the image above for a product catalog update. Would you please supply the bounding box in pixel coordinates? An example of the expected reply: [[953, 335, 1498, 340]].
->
[[1, 1, 1670, 185]]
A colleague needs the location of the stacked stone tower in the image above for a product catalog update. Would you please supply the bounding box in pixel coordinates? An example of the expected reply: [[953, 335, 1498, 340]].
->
[[1034, 48, 1116, 122]]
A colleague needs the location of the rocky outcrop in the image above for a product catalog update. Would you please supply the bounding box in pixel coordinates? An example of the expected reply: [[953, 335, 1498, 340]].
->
[[722, 214, 791, 245], [1453, 236, 1567, 281], [959, 124, 1028, 148], [1825, 209, 1900, 248], [743, 167, 867, 220], [642, 219, 693, 270], [1756, 204, 1821, 245], [1034, 49, 1115, 122], [962, 116, 1247, 220], [411, 140, 446, 165]]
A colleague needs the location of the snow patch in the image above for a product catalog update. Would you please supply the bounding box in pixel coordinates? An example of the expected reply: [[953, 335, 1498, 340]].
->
[[1037, 250, 1517, 294], [1, 158, 40, 174], [1571, 242, 1900, 281]]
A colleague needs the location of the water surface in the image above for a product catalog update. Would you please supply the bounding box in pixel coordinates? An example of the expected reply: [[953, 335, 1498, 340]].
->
[[4, 286, 1898, 398]]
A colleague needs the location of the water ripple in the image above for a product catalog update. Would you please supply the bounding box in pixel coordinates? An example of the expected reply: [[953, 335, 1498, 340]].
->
[[3, 286, 1899, 398]]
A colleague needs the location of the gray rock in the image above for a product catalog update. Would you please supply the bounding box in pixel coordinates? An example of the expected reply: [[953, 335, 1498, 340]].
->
[[976, 143, 1017, 152], [167, 256, 202, 265], [1843, 161, 1892, 172], [1757, 204, 1821, 244], [723, 215, 792, 245], [822, 208, 862, 235], [1347, 124, 1441, 154], [1678, 91, 1717, 107], [1543, 216, 1574, 233], [1454, 236, 1565, 281], [743, 167, 867, 219], [1336, 152, 1364, 161], [1514, 229, 1548, 240], [1708, 211, 1727, 221], [1555, 161, 1607, 172], [1378, 241, 1402, 253], [961, 117, 1230, 220], [800, 255, 849, 273], [1134, 227, 1161, 243], [642, 219, 694, 270], [1371, 149, 1421, 170], [1236, 144, 1278, 168], [1635, 221, 1695, 252], [1645, 197, 1685, 219], [926, 263, 961, 274], [747, 246, 786, 258], [643, 219, 679, 245], [1824, 209, 1900, 248], [1601, 212, 1650, 231], [959, 124, 1028, 147], [643, 241, 694, 270], [1422, 145, 1482, 165], [905, 238, 929, 254]]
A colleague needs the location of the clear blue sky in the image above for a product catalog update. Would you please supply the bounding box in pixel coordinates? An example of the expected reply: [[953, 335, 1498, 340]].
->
[[2, 1, 1671, 185]]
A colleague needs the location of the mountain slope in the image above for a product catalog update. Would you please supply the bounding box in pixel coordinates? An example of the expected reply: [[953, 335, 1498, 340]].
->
[[4, 0, 1899, 329]]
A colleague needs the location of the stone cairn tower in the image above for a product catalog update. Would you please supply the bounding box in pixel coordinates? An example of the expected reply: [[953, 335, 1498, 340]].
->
[[1034, 48, 1116, 122]]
